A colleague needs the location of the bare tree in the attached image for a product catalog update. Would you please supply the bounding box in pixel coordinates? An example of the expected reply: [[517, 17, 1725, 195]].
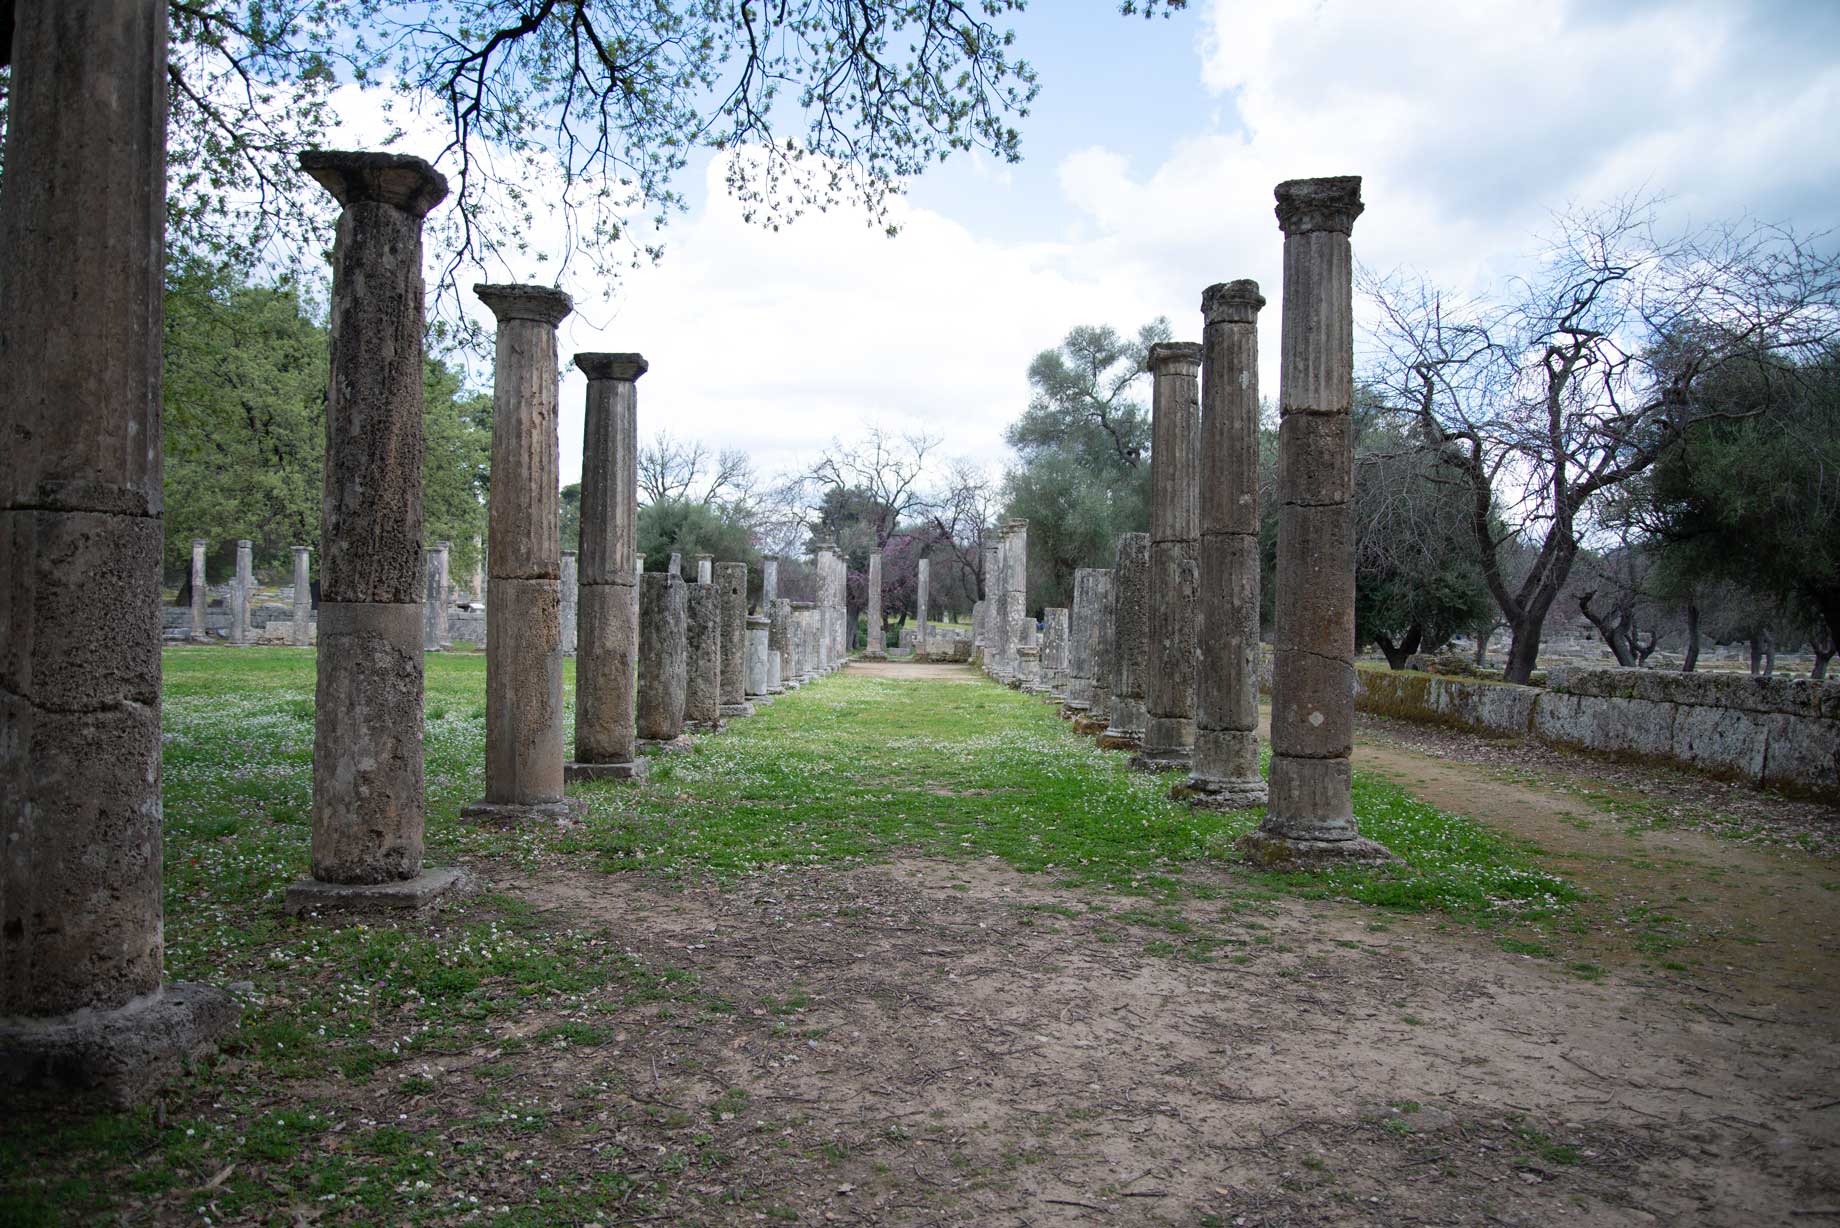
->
[[1363, 196, 1840, 683], [808, 427, 940, 547], [637, 431, 755, 509], [926, 458, 1002, 600]]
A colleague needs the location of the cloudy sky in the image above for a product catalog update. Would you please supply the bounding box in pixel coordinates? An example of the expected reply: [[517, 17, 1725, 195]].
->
[[361, 0, 1840, 488]]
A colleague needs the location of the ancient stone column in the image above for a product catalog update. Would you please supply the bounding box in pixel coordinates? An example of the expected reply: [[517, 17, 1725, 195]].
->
[[636, 573, 688, 748], [792, 602, 818, 681], [1017, 620, 1042, 690], [462, 283, 584, 823], [1064, 570, 1100, 716], [286, 149, 461, 920], [769, 597, 793, 690], [695, 553, 713, 585], [1001, 520, 1029, 682], [863, 550, 887, 659], [0, 0, 236, 1100], [746, 613, 772, 703], [1043, 607, 1070, 701], [423, 545, 445, 652], [566, 353, 646, 782], [814, 542, 839, 670], [762, 557, 780, 607], [916, 556, 931, 661], [190, 539, 210, 642], [292, 546, 314, 647], [669, 552, 683, 579], [559, 551, 579, 657], [1184, 281, 1270, 810], [230, 539, 254, 645], [1244, 176, 1390, 864], [1074, 571, 1116, 734], [1136, 342, 1203, 772], [978, 539, 1001, 672], [434, 542, 452, 649], [684, 581, 723, 730], [717, 562, 753, 717], [1098, 534, 1150, 750]]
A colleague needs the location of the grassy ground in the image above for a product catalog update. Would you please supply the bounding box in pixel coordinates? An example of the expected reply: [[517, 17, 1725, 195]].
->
[[2, 649, 1576, 1226]]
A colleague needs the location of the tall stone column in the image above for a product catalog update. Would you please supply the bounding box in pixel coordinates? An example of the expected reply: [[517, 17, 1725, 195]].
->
[[769, 598, 794, 690], [567, 353, 646, 782], [433, 542, 451, 649], [230, 539, 254, 645], [1244, 176, 1390, 864], [684, 582, 722, 730], [1001, 520, 1029, 682], [292, 546, 314, 647], [863, 550, 887, 659], [1042, 607, 1070, 701], [762, 557, 780, 607], [1098, 534, 1150, 750], [1063, 570, 1100, 716], [792, 603, 818, 681], [1136, 342, 1203, 772], [746, 613, 773, 703], [190, 539, 210, 642], [814, 542, 839, 670], [423, 545, 445, 652], [717, 562, 753, 717], [0, 0, 236, 1101], [559, 551, 579, 656], [1073, 571, 1116, 734], [462, 284, 584, 823], [636, 573, 688, 748], [695, 553, 713, 585], [978, 539, 1001, 672], [916, 557, 931, 661], [1185, 281, 1270, 810], [287, 149, 461, 919]]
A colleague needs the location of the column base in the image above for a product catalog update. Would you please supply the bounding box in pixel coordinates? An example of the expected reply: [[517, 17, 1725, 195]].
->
[[719, 702, 755, 719], [0, 984, 239, 1108], [1173, 777, 1269, 811], [284, 867, 468, 920], [1072, 713, 1109, 735], [1130, 747, 1192, 773], [745, 694, 773, 708], [458, 797, 588, 825], [639, 735, 695, 755], [1236, 829, 1396, 868], [686, 719, 726, 734], [1094, 727, 1143, 752], [565, 759, 648, 782], [862, 650, 887, 660]]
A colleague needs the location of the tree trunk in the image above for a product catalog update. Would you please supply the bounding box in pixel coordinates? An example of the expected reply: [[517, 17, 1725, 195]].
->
[[1812, 650, 1833, 681], [175, 567, 193, 610], [1763, 629, 1775, 677], [1681, 602, 1699, 672], [1749, 634, 1764, 676], [1504, 616, 1545, 684], [1473, 626, 1493, 668], [1578, 592, 1636, 667], [1375, 634, 1408, 670]]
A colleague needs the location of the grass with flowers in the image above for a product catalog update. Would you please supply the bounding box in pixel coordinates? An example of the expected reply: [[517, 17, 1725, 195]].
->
[[2, 647, 1581, 1227]]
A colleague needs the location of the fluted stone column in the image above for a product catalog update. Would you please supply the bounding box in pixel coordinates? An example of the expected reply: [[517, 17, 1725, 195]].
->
[[1098, 534, 1150, 750], [230, 539, 254, 645], [190, 539, 210, 642], [462, 283, 584, 823], [292, 546, 314, 647], [717, 562, 753, 718], [566, 353, 646, 782], [286, 150, 461, 918], [424, 543, 449, 652], [1043, 607, 1070, 701], [636, 573, 688, 747], [684, 581, 723, 730], [1184, 281, 1270, 810], [1072, 571, 1115, 733], [1136, 342, 1203, 771], [762, 557, 780, 607], [695, 553, 713, 585], [746, 613, 772, 703], [863, 550, 887, 659], [1244, 176, 1390, 865], [769, 598, 793, 690], [559, 552, 579, 657], [916, 557, 931, 661], [0, 0, 236, 1100]]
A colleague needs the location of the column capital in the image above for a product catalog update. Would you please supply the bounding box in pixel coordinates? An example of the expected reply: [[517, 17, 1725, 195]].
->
[[695, 553, 713, 563], [1202, 279, 1266, 325], [1274, 176, 1364, 236], [574, 352, 649, 382], [298, 151, 449, 218], [193, 538, 208, 550], [437, 540, 452, 551], [1147, 341, 1202, 373], [291, 544, 311, 556], [473, 283, 574, 326], [237, 539, 253, 549]]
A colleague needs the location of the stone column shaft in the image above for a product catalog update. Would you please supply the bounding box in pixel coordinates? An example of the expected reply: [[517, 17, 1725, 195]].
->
[[1064, 570, 1099, 713], [465, 283, 582, 822], [1098, 534, 1150, 749], [293, 546, 314, 647], [769, 598, 793, 691], [685, 582, 722, 728], [423, 544, 448, 652], [1247, 175, 1389, 863], [864, 550, 887, 659], [190, 539, 210, 642], [916, 557, 930, 660], [746, 613, 772, 700], [1042, 607, 1070, 699], [559, 552, 579, 656], [1187, 281, 1269, 809], [696, 554, 713, 585], [1138, 342, 1202, 771], [762, 557, 780, 607], [979, 540, 1001, 673], [636, 573, 688, 744], [568, 353, 646, 780], [717, 562, 753, 716], [1073, 570, 1116, 734], [231, 539, 254, 645]]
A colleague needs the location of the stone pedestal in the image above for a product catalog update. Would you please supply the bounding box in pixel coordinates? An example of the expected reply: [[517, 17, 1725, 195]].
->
[[559, 551, 579, 657], [0, 0, 235, 1103], [189, 539, 210, 642], [1097, 534, 1150, 750], [566, 353, 647, 783], [863, 550, 887, 659], [230, 539, 254, 645], [462, 283, 585, 824], [292, 546, 314, 646], [685, 582, 723, 729], [1242, 176, 1392, 864], [636, 573, 689, 749], [1136, 342, 1202, 773], [1183, 280, 1270, 811], [717, 562, 753, 717], [294, 151, 463, 913]]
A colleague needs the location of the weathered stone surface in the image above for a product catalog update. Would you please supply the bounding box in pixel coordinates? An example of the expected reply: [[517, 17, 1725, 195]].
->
[[472, 578, 573, 809], [190, 539, 209, 642], [310, 601, 425, 882], [294, 546, 316, 647], [769, 598, 793, 690], [284, 866, 466, 921], [696, 554, 713, 585], [559, 552, 579, 656], [1138, 544, 1198, 768], [0, 982, 241, 1109], [1042, 607, 1070, 699], [573, 582, 639, 765], [718, 562, 748, 710], [746, 613, 771, 698], [230, 540, 254, 645], [636, 574, 688, 742], [762, 557, 779, 607], [476, 283, 571, 583], [685, 582, 723, 728], [916, 557, 931, 657], [1098, 534, 1150, 749], [864, 551, 887, 659], [1065, 571, 1100, 711], [979, 541, 1001, 672], [423, 544, 448, 651], [1084, 569, 1117, 730], [571, 353, 643, 776]]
